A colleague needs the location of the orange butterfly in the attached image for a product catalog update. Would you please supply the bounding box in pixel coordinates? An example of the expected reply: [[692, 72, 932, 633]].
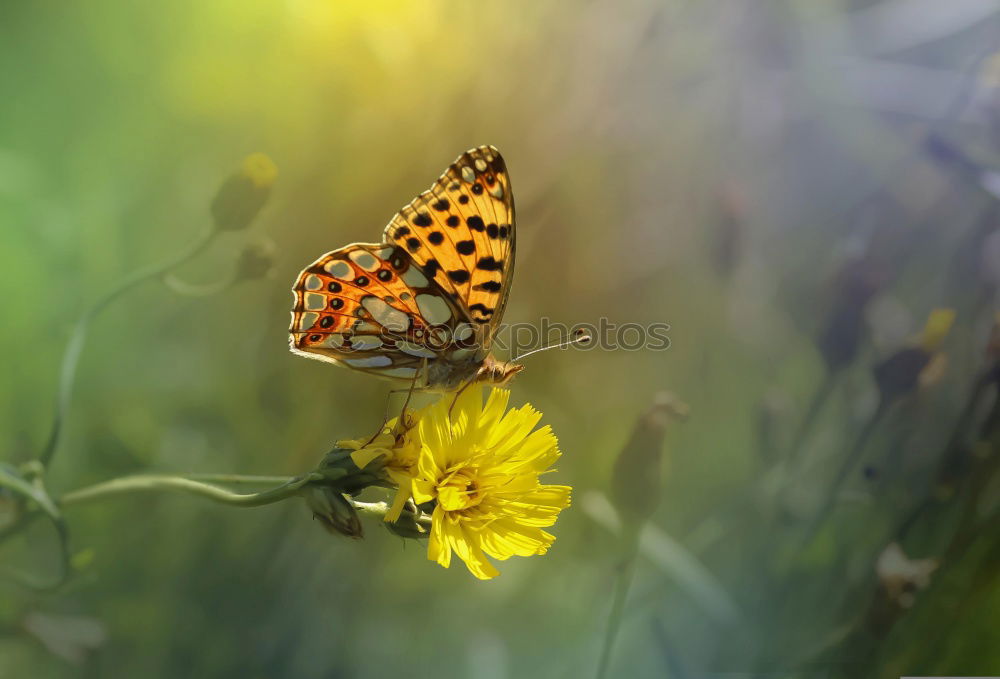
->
[[289, 145, 523, 391]]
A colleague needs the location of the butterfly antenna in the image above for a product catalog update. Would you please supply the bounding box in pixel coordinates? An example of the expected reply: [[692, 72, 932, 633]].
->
[[511, 329, 592, 363]]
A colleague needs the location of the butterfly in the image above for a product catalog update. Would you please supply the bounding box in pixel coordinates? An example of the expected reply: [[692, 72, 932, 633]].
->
[[289, 145, 522, 392]]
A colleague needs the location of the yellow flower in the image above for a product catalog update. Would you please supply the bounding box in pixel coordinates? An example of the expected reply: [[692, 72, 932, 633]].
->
[[242, 152, 278, 189], [340, 415, 420, 522], [410, 387, 571, 580]]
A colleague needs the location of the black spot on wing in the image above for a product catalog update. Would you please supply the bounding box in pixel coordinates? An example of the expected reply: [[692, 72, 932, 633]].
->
[[467, 216, 485, 232], [468, 303, 494, 322], [476, 256, 504, 272], [448, 269, 470, 284], [413, 212, 433, 227], [456, 240, 475, 255], [428, 231, 444, 245], [474, 281, 502, 292], [423, 259, 441, 278]]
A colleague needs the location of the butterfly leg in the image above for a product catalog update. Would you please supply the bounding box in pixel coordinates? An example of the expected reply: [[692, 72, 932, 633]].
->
[[447, 377, 476, 420], [391, 360, 425, 434], [361, 375, 420, 448], [367, 359, 429, 446]]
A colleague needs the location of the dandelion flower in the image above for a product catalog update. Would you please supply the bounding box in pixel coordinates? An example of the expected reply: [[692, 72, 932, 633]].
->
[[410, 387, 571, 580]]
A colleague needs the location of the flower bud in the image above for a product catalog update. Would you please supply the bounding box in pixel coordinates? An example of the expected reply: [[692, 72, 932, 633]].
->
[[302, 485, 363, 539], [816, 257, 887, 371], [234, 239, 277, 282], [383, 502, 429, 540], [873, 308, 955, 403], [610, 392, 688, 526], [210, 153, 277, 232]]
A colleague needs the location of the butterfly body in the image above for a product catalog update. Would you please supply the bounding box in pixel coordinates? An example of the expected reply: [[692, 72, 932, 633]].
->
[[290, 145, 518, 392]]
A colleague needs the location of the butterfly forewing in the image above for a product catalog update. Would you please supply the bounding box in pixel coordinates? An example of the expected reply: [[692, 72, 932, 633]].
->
[[383, 145, 514, 332], [289, 145, 514, 387]]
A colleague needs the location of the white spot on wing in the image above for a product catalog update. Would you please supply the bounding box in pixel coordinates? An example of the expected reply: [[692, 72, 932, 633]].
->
[[397, 341, 436, 359], [349, 250, 379, 271], [304, 293, 326, 311], [402, 267, 428, 288], [298, 312, 319, 330], [474, 158, 487, 172], [325, 260, 353, 280], [489, 184, 504, 200], [351, 336, 384, 350], [362, 296, 410, 332], [304, 274, 323, 290], [461, 166, 475, 183], [344, 356, 392, 368], [416, 294, 452, 325], [454, 323, 474, 342], [323, 334, 345, 348]]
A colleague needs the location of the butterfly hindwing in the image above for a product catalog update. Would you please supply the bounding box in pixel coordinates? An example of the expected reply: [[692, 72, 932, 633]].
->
[[289, 243, 482, 381], [383, 145, 515, 333]]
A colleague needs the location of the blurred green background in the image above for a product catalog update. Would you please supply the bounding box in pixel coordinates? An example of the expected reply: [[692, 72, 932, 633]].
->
[[2, 0, 999, 677]]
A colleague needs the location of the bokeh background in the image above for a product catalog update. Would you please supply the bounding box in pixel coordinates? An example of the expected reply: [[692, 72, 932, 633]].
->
[[2, 1, 999, 677]]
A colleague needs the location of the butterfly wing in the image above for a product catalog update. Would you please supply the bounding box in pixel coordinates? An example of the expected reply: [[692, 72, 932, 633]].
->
[[289, 243, 483, 383], [382, 145, 515, 336]]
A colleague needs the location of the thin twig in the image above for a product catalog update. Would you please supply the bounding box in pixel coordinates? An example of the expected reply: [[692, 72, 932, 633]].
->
[[40, 228, 216, 468]]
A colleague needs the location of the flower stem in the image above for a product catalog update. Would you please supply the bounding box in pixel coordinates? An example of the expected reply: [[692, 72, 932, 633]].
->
[[797, 400, 889, 550], [163, 271, 236, 297], [60, 472, 319, 508], [785, 372, 838, 461], [595, 551, 637, 679], [40, 228, 216, 469]]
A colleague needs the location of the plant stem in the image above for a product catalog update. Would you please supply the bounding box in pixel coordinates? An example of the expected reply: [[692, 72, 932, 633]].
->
[[163, 271, 236, 297], [60, 472, 318, 508], [596, 550, 637, 679], [786, 372, 838, 461], [40, 228, 216, 468], [798, 400, 889, 550], [184, 473, 296, 485]]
